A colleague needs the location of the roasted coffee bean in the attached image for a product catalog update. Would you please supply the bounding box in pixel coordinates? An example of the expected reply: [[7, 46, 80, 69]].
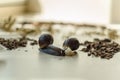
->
[[84, 41, 92, 45], [30, 40, 38, 46], [88, 52, 91, 56], [102, 38, 111, 42], [0, 37, 37, 50], [94, 38, 100, 42], [81, 38, 120, 59], [81, 48, 89, 52], [63, 38, 80, 51], [39, 34, 53, 49]]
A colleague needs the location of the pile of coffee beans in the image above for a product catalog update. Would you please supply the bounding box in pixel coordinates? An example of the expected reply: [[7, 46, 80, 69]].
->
[[81, 38, 120, 59], [0, 37, 38, 50]]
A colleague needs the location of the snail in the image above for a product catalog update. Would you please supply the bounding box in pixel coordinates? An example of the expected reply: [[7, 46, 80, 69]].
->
[[39, 34, 80, 56]]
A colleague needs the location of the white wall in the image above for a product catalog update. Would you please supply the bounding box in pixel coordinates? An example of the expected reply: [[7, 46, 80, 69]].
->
[[0, 0, 25, 4], [0, 0, 112, 24], [111, 0, 120, 24], [40, 0, 111, 24], [0, 0, 26, 17]]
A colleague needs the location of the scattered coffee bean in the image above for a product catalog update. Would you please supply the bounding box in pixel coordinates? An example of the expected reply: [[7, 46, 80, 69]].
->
[[0, 37, 27, 50], [0, 37, 38, 50], [30, 40, 38, 46], [81, 38, 120, 59]]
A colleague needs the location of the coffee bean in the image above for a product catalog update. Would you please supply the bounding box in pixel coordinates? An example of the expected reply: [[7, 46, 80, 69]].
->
[[0, 37, 38, 50], [81, 38, 120, 59], [101, 38, 111, 42], [30, 40, 38, 46]]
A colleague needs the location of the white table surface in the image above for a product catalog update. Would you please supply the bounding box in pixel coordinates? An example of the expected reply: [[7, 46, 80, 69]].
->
[[0, 24, 120, 80]]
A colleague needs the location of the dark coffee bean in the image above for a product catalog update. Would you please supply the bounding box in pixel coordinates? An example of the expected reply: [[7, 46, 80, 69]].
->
[[102, 38, 111, 42], [94, 38, 100, 41], [84, 41, 92, 45], [87, 44, 91, 50], [88, 52, 91, 56], [0, 36, 38, 50], [0, 37, 28, 50], [39, 34, 53, 49], [81, 38, 120, 59], [81, 48, 89, 52], [30, 40, 38, 46], [63, 38, 80, 51]]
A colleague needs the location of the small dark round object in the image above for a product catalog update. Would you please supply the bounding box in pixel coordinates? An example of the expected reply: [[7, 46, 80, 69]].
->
[[63, 38, 80, 51], [39, 34, 53, 48]]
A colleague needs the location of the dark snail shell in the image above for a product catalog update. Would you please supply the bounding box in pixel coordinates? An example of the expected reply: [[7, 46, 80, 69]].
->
[[39, 34, 53, 49], [39, 45, 65, 56], [63, 38, 80, 51]]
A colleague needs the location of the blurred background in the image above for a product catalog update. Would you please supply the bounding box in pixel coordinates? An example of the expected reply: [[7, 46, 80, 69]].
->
[[0, 0, 120, 24], [1, 1, 120, 80]]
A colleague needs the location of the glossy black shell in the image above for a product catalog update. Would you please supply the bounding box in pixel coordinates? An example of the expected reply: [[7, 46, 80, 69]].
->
[[63, 38, 80, 50], [39, 34, 53, 48]]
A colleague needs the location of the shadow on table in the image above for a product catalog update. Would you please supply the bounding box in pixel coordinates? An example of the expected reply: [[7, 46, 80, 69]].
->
[[0, 60, 6, 71]]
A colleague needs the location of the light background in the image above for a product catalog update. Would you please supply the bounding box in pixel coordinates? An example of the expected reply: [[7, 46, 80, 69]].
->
[[0, 0, 120, 24]]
